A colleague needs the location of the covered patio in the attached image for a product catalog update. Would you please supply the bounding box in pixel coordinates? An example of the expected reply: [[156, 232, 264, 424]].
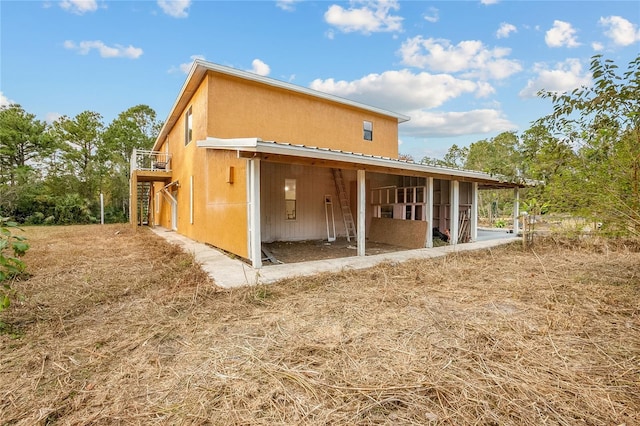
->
[[197, 137, 528, 268]]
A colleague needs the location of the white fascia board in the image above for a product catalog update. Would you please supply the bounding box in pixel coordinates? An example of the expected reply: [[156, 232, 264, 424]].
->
[[197, 137, 260, 148]]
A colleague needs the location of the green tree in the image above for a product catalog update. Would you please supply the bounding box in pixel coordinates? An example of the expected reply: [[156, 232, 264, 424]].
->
[[0, 104, 52, 185], [103, 104, 160, 165], [420, 144, 468, 168], [0, 105, 54, 219], [52, 111, 105, 201], [465, 131, 521, 178], [441, 144, 468, 168], [536, 54, 640, 236]]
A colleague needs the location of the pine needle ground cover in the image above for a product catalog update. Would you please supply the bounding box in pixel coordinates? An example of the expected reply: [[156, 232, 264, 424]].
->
[[1, 225, 638, 425]]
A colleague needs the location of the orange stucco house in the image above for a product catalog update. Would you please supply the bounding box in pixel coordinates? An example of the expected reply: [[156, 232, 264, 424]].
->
[[130, 59, 522, 268]]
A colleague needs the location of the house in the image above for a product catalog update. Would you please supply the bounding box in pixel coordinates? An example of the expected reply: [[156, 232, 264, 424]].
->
[[130, 59, 524, 268]]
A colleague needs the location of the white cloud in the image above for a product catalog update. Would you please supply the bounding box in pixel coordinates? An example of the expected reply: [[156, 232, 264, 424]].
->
[[496, 22, 516, 39], [310, 68, 517, 138], [599, 16, 640, 46], [45, 112, 63, 124], [60, 0, 97, 15], [545, 20, 580, 48], [310, 69, 490, 113], [324, 0, 403, 34], [423, 7, 439, 23], [170, 54, 206, 74], [157, 0, 191, 18], [64, 40, 143, 59], [592, 41, 604, 51], [480, 0, 499, 5], [249, 59, 271, 76], [401, 109, 517, 138], [398, 36, 522, 80], [276, 0, 301, 12], [519, 58, 591, 98], [0, 91, 15, 107]]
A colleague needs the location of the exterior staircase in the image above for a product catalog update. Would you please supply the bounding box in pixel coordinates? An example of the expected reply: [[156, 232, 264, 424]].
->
[[137, 181, 152, 225]]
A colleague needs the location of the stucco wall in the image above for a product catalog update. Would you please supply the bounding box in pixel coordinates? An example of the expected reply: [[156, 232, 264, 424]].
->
[[154, 77, 250, 258], [206, 72, 399, 158], [154, 69, 405, 259]]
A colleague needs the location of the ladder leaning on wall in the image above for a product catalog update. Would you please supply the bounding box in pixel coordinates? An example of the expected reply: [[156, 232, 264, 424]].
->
[[331, 168, 357, 242]]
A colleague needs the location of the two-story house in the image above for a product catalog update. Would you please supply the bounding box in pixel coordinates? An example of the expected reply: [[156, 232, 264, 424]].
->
[[130, 59, 523, 268]]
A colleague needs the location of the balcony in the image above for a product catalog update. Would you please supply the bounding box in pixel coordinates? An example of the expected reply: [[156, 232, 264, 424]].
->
[[130, 149, 173, 183], [131, 149, 172, 172]]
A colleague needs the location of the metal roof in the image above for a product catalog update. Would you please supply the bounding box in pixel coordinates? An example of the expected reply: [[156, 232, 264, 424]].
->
[[153, 59, 410, 151], [197, 137, 531, 189]]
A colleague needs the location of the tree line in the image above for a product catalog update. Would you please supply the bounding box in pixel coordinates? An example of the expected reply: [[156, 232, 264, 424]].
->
[[0, 104, 161, 224], [1, 54, 638, 236], [421, 54, 639, 237]]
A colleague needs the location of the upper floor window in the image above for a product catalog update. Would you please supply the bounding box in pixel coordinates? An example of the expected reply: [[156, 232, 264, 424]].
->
[[185, 107, 193, 146], [363, 120, 373, 141]]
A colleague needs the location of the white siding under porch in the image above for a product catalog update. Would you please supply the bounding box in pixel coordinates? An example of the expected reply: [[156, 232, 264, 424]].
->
[[261, 163, 357, 243]]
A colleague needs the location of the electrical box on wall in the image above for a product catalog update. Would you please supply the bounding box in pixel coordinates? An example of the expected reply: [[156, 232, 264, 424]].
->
[[227, 166, 234, 183]]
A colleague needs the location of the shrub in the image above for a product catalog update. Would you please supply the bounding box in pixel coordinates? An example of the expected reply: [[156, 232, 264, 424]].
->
[[0, 217, 29, 327]]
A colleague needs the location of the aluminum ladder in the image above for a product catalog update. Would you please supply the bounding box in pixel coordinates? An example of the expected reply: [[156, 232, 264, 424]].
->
[[331, 168, 357, 242]]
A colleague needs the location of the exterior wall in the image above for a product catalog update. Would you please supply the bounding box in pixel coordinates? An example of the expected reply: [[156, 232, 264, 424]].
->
[[153, 68, 406, 259], [259, 166, 404, 243], [261, 163, 344, 242], [206, 72, 399, 159], [200, 150, 248, 257], [155, 77, 250, 258]]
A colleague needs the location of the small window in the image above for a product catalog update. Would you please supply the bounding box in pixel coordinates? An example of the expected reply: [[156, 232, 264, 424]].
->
[[285, 179, 296, 220], [363, 120, 373, 141], [185, 107, 193, 145]]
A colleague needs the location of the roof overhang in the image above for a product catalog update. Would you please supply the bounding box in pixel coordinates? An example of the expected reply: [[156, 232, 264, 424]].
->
[[197, 137, 533, 189], [153, 59, 410, 151]]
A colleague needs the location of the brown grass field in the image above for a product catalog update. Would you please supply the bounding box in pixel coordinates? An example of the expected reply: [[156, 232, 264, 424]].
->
[[1, 224, 638, 425]]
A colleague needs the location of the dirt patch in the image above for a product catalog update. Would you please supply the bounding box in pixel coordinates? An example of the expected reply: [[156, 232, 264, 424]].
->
[[263, 238, 404, 264], [1, 225, 638, 425]]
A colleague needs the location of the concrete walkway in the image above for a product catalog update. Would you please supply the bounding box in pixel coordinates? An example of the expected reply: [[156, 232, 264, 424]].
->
[[150, 227, 520, 288]]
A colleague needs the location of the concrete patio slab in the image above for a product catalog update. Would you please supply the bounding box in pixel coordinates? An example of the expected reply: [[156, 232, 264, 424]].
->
[[150, 227, 520, 289]]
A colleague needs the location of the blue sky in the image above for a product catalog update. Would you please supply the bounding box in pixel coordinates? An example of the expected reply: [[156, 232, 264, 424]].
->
[[1, 0, 639, 160]]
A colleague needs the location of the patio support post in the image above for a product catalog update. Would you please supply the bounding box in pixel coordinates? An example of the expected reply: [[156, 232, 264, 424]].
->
[[513, 187, 520, 235], [471, 182, 478, 241], [426, 177, 434, 248], [249, 158, 262, 269], [450, 180, 459, 245], [357, 169, 366, 257]]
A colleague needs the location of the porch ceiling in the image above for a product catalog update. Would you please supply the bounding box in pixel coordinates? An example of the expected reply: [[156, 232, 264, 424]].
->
[[197, 137, 534, 189]]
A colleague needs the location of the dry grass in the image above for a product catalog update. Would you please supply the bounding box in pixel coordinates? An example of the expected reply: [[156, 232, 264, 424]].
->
[[1, 224, 638, 425]]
